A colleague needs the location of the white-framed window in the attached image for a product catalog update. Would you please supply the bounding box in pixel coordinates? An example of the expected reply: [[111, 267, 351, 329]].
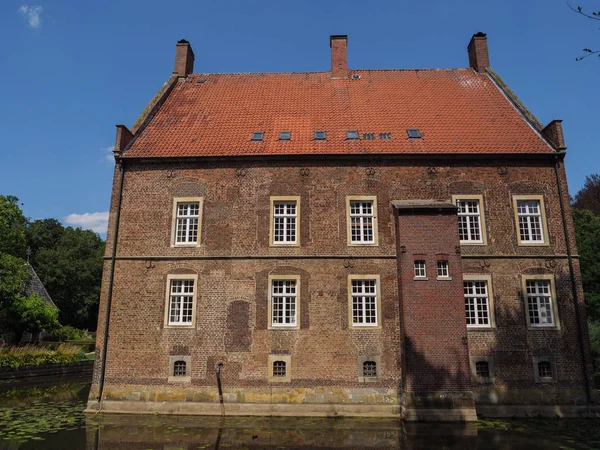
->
[[464, 280, 491, 327], [273, 202, 297, 244], [270, 197, 300, 246], [172, 197, 203, 246], [166, 276, 196, 326], [270, 279, 298, 327], [414, 260, 426, 278], [525, 279, 556, 327], [437, 261, 449, 278], [516, 200, 544, 243], [350, 278, 378, 326], [346, 196, 378, 245], [456, 198, 483, 243]]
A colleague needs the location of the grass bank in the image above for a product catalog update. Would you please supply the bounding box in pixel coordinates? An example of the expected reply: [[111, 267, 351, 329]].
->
[[0, 345, 85, 370]]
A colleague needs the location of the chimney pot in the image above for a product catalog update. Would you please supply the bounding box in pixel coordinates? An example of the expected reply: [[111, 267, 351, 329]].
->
[[542, 120, 567, 151], [330, 35, 348, 78], [467, 32, 490, 73], [174, 40, 195, 77]]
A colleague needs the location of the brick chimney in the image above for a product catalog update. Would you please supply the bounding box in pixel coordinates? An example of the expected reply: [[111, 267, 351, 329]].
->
[[174, 39, 195, 77], [330, 35, 348, 79], [542, 120, 567, 151], [467, 32, 490, 73], [114, 125, 133, 153]]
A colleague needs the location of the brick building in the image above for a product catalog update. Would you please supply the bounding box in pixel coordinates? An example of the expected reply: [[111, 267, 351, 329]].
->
[[87, 33, 596, 420]]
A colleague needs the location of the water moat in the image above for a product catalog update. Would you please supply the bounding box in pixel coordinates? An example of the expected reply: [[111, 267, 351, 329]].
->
[[2, 374, 600, 449]]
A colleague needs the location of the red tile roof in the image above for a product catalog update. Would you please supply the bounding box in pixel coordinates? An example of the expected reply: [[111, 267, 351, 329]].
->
[[124, 69, 554, 158]]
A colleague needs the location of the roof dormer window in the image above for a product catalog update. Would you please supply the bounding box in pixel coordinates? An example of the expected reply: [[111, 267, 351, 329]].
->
[[251, 132, 264, 141], [346, 130, 359, 140], [379, 133, 392, 140], [406, 129, 421, 138], [314, 131, 327, 140], [279, 131, 291, 141]]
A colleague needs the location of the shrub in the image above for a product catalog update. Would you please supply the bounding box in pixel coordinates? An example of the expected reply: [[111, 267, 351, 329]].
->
[[0, 344, 85, 370], [56, 325, 91, 341]]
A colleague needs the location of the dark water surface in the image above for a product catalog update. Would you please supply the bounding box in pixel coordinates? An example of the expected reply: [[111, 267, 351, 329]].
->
[[2, 376, 600, 449]]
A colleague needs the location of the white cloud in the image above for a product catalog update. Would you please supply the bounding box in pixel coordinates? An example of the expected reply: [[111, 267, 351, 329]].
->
[[102, 145, 115, 163], [64, 212, 109, 234], [18, 5, 43, 29]]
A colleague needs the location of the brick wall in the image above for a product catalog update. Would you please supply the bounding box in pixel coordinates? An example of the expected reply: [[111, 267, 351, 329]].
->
[[92, 155, 593, 404]]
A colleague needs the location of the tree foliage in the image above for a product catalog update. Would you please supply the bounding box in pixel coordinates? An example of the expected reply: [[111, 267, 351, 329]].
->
[[573, 174, 600, 215], [33, 226, 104, 329], [0, 196, 105, 334], [0, 196, 28, 259], [11, 293, 60, 334]]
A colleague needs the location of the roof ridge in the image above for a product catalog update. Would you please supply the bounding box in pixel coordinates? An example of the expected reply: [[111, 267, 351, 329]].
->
[[189, 68, 472, 76]]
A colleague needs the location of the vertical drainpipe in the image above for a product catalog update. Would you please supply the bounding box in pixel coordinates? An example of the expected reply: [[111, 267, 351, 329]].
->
[[97, 156, 126, 403], [554, 154, 591, 408], [392, 206, 408, 408]]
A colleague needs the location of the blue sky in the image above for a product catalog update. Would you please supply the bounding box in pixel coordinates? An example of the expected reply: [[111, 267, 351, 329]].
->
[[1, 0, 598, 236]]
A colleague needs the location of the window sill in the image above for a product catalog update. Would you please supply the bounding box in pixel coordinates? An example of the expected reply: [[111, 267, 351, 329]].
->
[[459, 241, 486, 246], [534, 378, 557, 384], [171, 244, 200, 248], [348, 243, 379, 247], [413, 277, 428, 281], [350, 325, 381, 330], [268, 326, 300, 331], [358, 376, 379, 383], [467, 326, 495, 331], [268, 377, 291, 383], [436, 276, 452, 281], [528, 326, 560, 331], [168, 376, 191, 383], [269, 243, 301, 247], [517, 242, 550, 247], [164, 324, 195, 329]]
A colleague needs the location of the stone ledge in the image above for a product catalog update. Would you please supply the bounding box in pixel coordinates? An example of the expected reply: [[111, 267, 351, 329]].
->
[[477, 404, 600, 418], [402, 407, 478, 422], [85, 400, 401, 418]]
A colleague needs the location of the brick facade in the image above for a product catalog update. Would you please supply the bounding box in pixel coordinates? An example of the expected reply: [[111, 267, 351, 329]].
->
[[88, 156, 595, 419]]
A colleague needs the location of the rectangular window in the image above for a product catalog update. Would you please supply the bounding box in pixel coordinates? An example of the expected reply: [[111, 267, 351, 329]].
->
[[279, 131, 291, 140], [314, 131, 326, 140], [347, 197, 378, 245], [464, 280, 491, 328], [414, 261, 426, 278], [437, 261, 449, 278], [172, 198, 203, 246], [270, 279, 298, 327], [516, 200, 544, 243], [350, 279, 378, 326], [346, 130, 359, 140], [270, 197, 300, 246], [526, 279, 556, 327], [456, 198, 483, 243], [167, 278, 195, 326]]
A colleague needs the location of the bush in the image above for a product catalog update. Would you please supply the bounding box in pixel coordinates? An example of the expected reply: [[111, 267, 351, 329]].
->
[[588, 319, 600, 372], [0, 344, 85, 370], [57, 325, 91, 341]]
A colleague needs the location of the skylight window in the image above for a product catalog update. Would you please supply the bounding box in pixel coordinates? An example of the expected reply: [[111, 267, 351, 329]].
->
[[251, 132, 264, 141], [407, 129, 422, 139], [379, 133, 392, 140], [346, 130, 359, 140], [314, 131, 327, 140], [363, 133, 375, 140], [279, 131, 291, 140]]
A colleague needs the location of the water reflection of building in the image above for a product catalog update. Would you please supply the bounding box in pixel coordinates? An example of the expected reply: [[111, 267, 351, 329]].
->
[[86, 33, 596, 421]]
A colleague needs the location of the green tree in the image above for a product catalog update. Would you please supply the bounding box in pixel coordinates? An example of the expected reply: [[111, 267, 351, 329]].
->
[[33, 227, 104, 329], [0, 253, 32, 335], [25, 219, 64, 266], [573, 209, 600, 320], [573, 174, 600, 215], [0, 195, 28, 258], [11, 293, 60, 335]]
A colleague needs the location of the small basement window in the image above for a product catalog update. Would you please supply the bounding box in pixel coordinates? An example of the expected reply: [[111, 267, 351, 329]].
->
[[475, 361, 490, 378], [363, 361, 377, 377], [173, 360, 187, 377], [346, 130, 359, 140], [279, 131, 291, 140], [407, 129, 422, 138], [314, 131, 327, 140], [363, 133, 376, 140], [538, 361, 552, 378], [273, 360, 287, 377], [251, 132, 264, 141], [379, 133, 392, 140]]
